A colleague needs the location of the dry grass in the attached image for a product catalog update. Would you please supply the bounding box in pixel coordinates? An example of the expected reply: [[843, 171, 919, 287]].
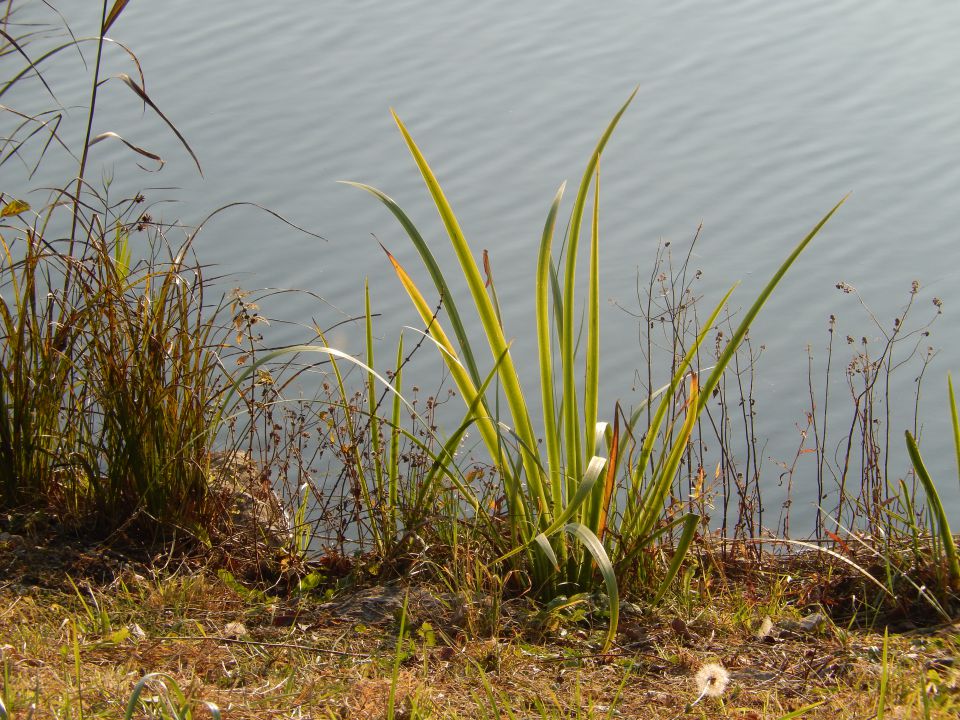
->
[[1, 535, 957, 719]]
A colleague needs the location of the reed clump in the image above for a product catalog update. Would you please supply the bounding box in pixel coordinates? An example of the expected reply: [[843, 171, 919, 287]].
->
[[1, 0, 228, 537], [342, 89, 846, 650], [0, 195, 232, 535]]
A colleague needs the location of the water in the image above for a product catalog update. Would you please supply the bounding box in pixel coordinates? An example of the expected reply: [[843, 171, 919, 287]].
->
[[6, 0, 960, 532]]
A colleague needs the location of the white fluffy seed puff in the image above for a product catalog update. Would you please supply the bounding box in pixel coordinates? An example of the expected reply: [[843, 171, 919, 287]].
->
[[694, 662, 730, 699]]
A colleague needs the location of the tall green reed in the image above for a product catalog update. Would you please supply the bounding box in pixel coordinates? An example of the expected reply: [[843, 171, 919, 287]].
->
[[348, 89, 845, 648]]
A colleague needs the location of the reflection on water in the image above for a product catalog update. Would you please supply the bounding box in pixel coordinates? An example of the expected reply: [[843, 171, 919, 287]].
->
[[6, 0, 960, 531]]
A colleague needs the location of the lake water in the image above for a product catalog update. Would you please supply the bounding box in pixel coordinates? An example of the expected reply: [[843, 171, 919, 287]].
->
[[6, 0, 960, 534]]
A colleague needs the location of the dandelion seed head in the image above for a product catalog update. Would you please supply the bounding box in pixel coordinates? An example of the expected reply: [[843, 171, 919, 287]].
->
[[694, 662, 730, 698]]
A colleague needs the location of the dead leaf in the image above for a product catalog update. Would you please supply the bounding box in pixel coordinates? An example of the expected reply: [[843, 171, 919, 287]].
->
[[1, 199, 30, 217]]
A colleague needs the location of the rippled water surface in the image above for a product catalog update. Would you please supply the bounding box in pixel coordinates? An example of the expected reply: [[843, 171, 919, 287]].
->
[[8, 0, 960, 529]]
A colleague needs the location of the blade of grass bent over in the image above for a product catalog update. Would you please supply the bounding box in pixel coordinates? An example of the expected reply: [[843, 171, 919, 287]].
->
[[338, 181, 485, 391], [115, 73, 202, 175], [770, 538, 895, 597], [564, 522, 619, 652], [222, 345, 418, 430], [495, 455, 607, 566]]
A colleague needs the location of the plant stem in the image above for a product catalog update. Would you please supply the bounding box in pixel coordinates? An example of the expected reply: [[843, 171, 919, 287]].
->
[[66, 0, 109, 291]]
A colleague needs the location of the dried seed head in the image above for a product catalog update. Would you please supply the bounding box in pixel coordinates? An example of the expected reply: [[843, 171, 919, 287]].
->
[[695, 662, 730, 699]]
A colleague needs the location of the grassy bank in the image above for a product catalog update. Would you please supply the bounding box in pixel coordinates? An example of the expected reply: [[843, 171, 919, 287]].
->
[[2, 2, 959, 717], [1, 538, 958, 719]]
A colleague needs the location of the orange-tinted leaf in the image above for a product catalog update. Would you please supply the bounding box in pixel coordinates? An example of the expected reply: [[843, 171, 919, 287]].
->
[[825, 529, 850, 555], [103, 0, 133, 34], [597, 407, 619, 541]]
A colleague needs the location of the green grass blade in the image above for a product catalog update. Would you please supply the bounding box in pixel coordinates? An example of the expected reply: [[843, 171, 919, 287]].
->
[[877, 626, 889, 720], [537, 182, 567, 518], [482, 250, 505, 329], [389, 333, 404, 512], [698, 196, 847, 413], [534, 532, 560, 570], [387, 592, 409, 720], [562, 88, 638, 486], [905, 430, 960, 587], [584, 164, 601, 472], [541, 456, 607, 538], [418, 345, 513, 519], [633, 371, 701, 541], [776, 701, 827, 719], [651, 512, 700, 606], [580, 417, 611, 527], [382, 250, 532, 537], [113, 221, 131, 282], [549, 257, 564, 340], [125, 672, 191, 720], [125, 672, 159, 719], [623, 285, 733, 532], [563, 522, 619, 652], [638, 423, 693, 538], [365, 280, 386, 525], [625, 376, 688, 435]]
